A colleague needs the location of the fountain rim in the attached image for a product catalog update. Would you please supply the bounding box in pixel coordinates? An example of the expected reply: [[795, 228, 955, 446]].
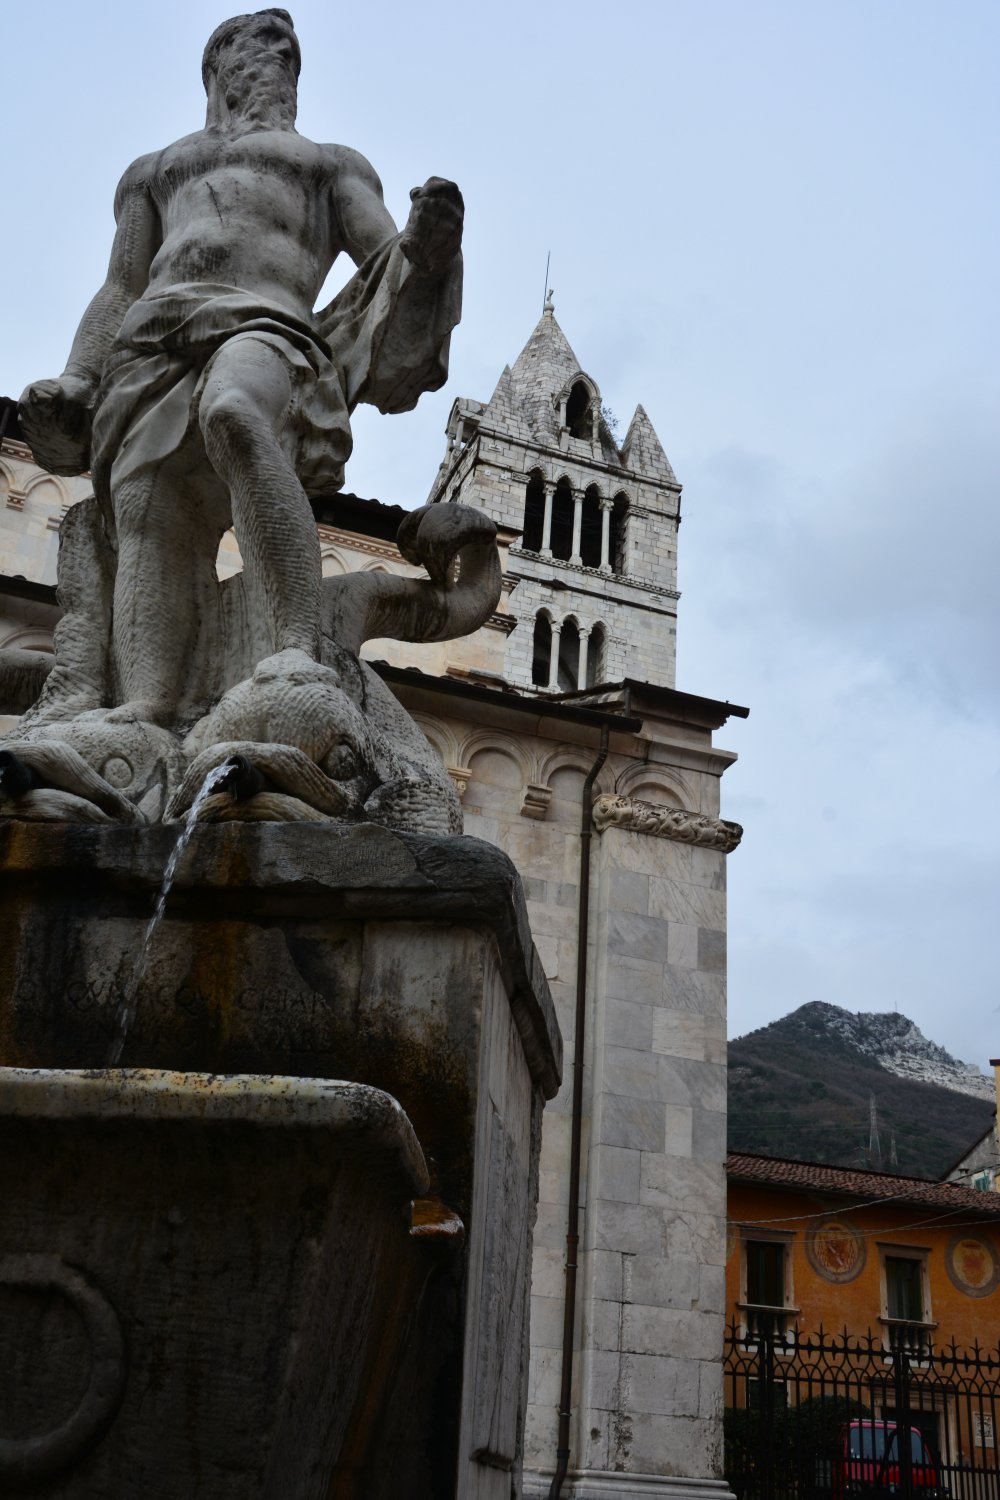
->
[[0, 1066, 429, 1194]]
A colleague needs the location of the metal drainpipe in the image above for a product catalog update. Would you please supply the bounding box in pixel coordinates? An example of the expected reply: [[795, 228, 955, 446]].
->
[[549, 721, 609, 1500]]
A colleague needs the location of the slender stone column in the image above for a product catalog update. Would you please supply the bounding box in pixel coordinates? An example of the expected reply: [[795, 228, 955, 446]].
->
[[540, 483, 554, 558], [570, 491, 584, 566], [577, 626, 590, 690], [547, 620, 562, 691], [599, 497, 613, 574]]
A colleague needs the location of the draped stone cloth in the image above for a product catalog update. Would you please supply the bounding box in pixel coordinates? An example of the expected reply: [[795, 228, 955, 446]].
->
[[88, 234, 462, 513]]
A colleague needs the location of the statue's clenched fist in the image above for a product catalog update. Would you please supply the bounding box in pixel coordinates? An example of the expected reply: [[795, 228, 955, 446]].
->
[[400, 177, 464, 275], [18, 374, 96, 475]]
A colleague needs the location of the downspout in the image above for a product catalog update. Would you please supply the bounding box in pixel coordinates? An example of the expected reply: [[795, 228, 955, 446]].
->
[[549, 721, 609, 1499]]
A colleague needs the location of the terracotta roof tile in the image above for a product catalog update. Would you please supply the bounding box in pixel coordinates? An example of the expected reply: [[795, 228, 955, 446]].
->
[[726, 1152, 1000, 1218]]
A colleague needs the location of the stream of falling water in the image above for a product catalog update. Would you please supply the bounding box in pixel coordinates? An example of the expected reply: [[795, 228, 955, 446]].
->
[[107, 764, 229, 1066]]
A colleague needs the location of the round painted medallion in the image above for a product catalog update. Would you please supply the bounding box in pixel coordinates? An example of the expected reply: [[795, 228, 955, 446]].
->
[[805, 1217, 866, 1283], [946, 1233, 1000, 1297]]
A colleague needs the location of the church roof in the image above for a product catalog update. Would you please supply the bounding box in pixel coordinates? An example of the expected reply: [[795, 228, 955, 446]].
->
[[507, 304, 585, 444], [620, 404, 676, 484], [480, 364, 532, 442]]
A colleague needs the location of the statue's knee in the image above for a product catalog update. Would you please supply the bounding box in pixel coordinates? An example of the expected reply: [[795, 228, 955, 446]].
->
[[199, 390, 254, 454]]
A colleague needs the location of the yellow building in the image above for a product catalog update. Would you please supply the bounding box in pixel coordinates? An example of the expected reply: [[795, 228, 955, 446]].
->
[[726, 1152, 1000, 1497]]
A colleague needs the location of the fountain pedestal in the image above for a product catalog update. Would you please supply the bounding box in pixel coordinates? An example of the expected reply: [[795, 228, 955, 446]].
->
[[0, 823, 561, 1499]]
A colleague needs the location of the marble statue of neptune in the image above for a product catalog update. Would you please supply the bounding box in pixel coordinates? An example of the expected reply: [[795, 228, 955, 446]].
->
[[6, 10, 498, 830]]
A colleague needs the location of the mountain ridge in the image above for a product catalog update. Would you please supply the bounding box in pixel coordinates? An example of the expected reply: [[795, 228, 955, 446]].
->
[[728, 1003, 994, 1179], [791, 1001, 993, 1101]]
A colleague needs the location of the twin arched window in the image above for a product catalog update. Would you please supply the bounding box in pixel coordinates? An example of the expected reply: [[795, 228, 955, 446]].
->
[[531, 613, 607, 692]]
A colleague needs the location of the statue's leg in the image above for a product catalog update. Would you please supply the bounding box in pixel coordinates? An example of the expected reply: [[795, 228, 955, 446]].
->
[[199, 337, 321, 661], [112, 463, 227, 726]]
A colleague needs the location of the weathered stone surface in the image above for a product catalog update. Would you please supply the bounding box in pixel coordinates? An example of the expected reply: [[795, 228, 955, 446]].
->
[[0, 821, 560, 1496], [0, 1067, 428, 1498], [0, 821, 559, 1106]]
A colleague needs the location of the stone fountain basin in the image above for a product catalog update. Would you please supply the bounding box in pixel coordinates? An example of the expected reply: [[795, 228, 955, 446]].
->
[[0, 1067, 428, 1499]]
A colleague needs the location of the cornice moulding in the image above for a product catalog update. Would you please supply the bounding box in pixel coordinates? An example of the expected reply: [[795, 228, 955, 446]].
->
[[592, 793, 743, 852]]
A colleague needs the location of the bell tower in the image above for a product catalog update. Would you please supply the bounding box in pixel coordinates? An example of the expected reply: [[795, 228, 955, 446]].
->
[[428, 294, 681, 692]]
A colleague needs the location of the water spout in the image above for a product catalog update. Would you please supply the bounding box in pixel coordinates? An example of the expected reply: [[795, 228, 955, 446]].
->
[[210, 753, 270, 802], [106, 758, 238, 1066]]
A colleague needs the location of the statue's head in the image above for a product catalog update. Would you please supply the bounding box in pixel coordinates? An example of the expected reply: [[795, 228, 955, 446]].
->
[[202, 9, 301, 128]]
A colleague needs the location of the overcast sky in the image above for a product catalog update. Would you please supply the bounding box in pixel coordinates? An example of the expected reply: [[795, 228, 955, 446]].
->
[[3, 1, 998, 1071]]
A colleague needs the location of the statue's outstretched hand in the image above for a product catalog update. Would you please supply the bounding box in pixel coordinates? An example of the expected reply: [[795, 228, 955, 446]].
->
[[400, 177, 464, 275], [19, 374, 95, 476]]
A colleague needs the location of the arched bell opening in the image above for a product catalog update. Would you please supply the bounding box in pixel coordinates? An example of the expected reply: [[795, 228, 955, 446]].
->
[[549, 478, 574, 561], [580, 485, 602, 569], [557, 617, 580, 691], [566, 380, 592, 441], [586, 623, 606, 688], [522, 470, 545, 552], [610, 492, 629, 574], [531, 612, 551, 687]]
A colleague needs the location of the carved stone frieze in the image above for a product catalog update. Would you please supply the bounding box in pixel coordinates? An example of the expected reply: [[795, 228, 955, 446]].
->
[[592, 792, 743, 852]]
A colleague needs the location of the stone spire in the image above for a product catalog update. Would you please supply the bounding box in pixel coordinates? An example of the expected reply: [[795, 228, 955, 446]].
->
[[480, 364, 530, 441], [620, 403, 676, 484], [506, 299, 584, 444]]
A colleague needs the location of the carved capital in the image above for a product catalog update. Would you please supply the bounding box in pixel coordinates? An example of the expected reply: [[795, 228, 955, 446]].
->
[[447, 764, 473, 800], [592, 793, 743, 852]]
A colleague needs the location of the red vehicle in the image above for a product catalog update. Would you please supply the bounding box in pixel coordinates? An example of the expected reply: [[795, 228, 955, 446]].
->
[[833, 1419, 944, 1496]]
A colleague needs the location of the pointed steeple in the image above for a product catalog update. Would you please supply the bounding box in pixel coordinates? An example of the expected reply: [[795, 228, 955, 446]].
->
[[480, 364, 528, 439], [620, 404, 675, 483], [507, 296, 585, 443]]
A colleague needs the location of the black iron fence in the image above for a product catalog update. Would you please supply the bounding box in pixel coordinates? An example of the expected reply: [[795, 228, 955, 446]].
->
[[725, 1320, 1000, 1499]]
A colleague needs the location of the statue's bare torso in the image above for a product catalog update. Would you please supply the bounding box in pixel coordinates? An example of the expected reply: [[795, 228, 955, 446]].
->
[[131, 131, 389, 319]]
